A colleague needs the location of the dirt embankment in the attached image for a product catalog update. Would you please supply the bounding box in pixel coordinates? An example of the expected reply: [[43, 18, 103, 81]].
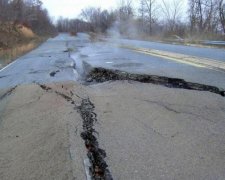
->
[[0, 22, 46, 68], [0, 22, 35, 48]]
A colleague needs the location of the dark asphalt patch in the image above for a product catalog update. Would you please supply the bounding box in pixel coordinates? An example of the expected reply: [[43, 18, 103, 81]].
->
[[86, 67, 225, 97], [49, 70, 60, 77]]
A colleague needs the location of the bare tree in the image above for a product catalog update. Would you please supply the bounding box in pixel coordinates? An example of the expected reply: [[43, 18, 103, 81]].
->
[[118, 0, 134, 21], [160, 0, 183, 34], [0, 0, 10, 21], [99, 10, 116, 32], [219, 0, 225, 33], [80, 7, 115, 33], [188, 0, 220, 33], [139, 0, 145, 30], [0, 0, 56, 36], [11, 0, 26, 22], [139, 0, 158, 34]]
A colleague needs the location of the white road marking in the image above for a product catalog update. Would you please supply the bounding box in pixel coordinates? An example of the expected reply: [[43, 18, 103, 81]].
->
[[0, 59, 19, 72]]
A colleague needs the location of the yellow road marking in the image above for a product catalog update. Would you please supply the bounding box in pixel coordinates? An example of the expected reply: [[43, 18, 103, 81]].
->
[[120, 45, 225, 71], [133, 49, 205, 68]]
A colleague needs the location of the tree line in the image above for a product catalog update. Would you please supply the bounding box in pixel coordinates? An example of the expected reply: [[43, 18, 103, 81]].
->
[[1, 0, 224, 38], [0, 0, 56, 35], [57, 0, 225, 39], [56, 8, 116, 35]]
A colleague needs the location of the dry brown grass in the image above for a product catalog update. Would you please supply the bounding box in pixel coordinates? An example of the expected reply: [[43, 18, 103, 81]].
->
[[18, 25, 36, 38], [0, 22, 45, 68], [0, 22, 36, 49], [0, 38, 45, 68]]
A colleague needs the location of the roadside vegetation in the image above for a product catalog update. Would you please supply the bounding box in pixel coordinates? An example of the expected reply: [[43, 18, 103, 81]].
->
[[56, 0, 225, 44], [0, 0, 57, 68]]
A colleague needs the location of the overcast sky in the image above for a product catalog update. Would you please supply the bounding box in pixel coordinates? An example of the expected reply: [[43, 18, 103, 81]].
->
[[42, 0, 119, 19], [42, 0, 187, 19]]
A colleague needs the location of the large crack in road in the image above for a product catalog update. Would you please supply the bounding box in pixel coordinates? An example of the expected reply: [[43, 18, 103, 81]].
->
[[77, 98, 113, 180], [85, 67, 225, 97], [38, 84, 113, 180], [36, 60, 225, 179]]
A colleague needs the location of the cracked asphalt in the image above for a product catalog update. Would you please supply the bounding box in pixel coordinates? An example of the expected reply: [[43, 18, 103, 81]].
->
[[78, 39, 225, 89], [87, 81, 225, 180], [0, 33, 225, 180], [0, 34, 78, 89]]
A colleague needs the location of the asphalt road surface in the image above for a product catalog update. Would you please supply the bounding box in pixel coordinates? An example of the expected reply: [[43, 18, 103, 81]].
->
[[108, 37, 225, 61], [0, 34, 225, 180], [76, 36, 225, 89], [0, 34, 77, 88], [0, 33, 225, 89]]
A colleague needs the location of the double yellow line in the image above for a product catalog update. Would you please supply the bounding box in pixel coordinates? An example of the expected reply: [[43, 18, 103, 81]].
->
[[121, 45, 225, 71]]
